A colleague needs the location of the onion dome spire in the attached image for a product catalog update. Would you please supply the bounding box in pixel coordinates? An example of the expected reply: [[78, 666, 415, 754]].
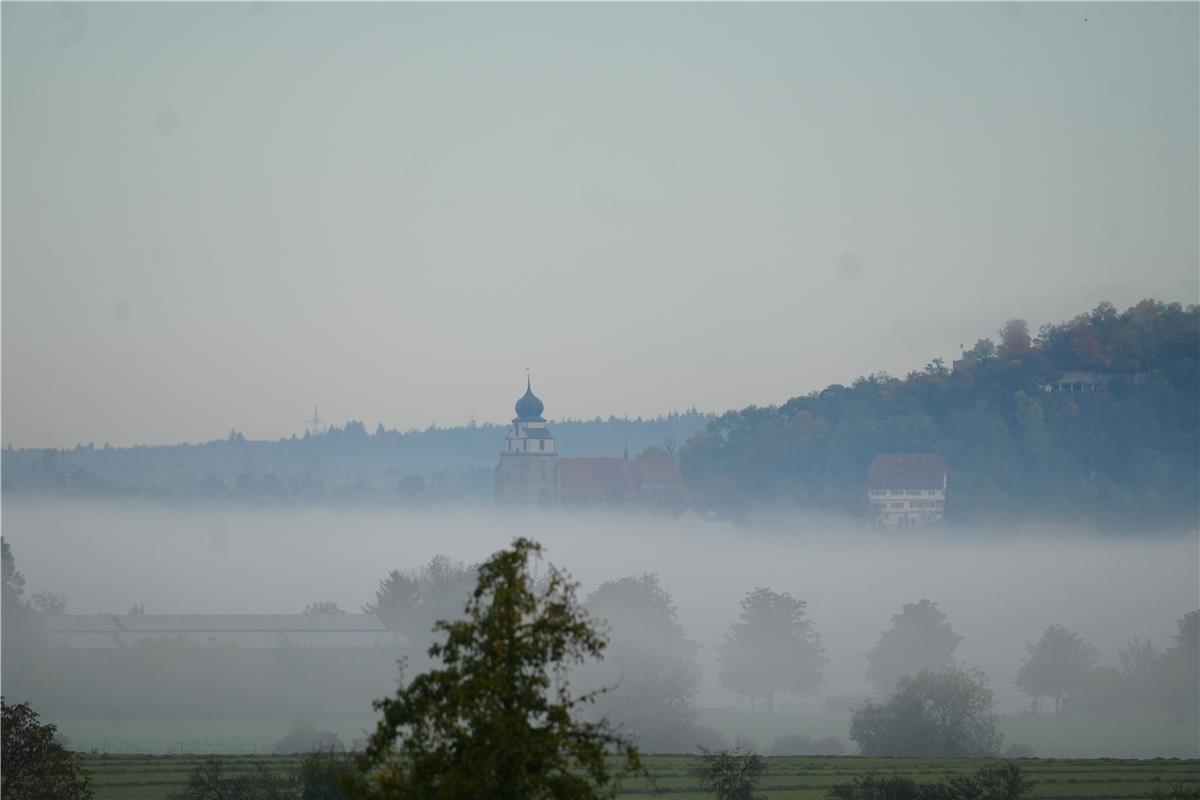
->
[[514, 375, 545, 421]]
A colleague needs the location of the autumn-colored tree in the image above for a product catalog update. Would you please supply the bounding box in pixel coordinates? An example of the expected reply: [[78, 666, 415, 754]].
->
[[1070, 323, 1108, 369], [998, 319, 1032, 358]]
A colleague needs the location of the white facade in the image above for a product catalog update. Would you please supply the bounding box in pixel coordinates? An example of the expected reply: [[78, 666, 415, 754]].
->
[[866, 453, 948, 528], [869, 486, 946, 527]]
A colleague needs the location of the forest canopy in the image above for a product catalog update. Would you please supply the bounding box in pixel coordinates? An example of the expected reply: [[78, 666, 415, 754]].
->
[[679, 300, 1199, 530]]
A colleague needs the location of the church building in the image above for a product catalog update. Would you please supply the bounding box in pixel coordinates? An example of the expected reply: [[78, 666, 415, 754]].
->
[[494, 379, 560, 505], [494, 379, 686, 508]]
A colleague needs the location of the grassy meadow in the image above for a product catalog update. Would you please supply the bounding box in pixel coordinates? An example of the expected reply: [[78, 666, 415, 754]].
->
[[80, 753, 1200, 800]]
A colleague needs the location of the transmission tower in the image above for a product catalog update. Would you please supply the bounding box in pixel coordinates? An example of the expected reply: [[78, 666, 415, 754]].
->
[[306, 405, 326, 437]]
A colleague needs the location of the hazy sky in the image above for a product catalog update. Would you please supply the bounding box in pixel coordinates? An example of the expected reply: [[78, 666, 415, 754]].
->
[[3, 2, 1197, 447]]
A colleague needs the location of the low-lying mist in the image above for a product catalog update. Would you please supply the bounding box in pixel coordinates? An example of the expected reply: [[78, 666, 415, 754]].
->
[[6, 497, 1195, 717]]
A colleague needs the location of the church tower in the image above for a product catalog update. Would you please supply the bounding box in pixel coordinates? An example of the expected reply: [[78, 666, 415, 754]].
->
[[494, 378, 559, 505]]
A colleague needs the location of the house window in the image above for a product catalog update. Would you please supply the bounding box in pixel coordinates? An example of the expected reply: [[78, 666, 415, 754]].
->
[[539, 440, 545, 451]]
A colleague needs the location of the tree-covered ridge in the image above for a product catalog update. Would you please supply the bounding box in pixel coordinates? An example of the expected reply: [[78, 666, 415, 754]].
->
[[0, 411, 709, 505], [680, 300, 1199, 530]]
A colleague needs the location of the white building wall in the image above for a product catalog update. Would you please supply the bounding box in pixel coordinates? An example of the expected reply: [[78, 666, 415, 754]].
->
[[869, 487, 946, 527]]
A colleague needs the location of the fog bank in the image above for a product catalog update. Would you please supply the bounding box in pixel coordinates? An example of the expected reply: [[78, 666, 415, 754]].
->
[[5, 498, 1195, 714]]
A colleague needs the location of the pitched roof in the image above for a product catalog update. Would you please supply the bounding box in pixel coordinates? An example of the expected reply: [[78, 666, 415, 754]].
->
[[867, 453, 947, 490], [44, 613, 390, 633], [41, 613, 412, 650], [559, 457, 636, 502], [629, 458, 683, 484], [558, 457, 684, 502]]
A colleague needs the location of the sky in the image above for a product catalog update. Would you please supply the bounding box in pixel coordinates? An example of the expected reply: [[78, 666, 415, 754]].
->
[[3, 2, 1197, 448]]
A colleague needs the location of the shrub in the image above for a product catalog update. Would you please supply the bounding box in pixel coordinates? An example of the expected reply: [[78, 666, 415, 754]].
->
[[826, 763, 1033, 800], [850, 668, 1002, 757], [691, 746, 766, 800]]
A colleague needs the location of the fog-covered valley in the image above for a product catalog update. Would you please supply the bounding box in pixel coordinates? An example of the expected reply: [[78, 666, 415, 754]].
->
[[4, 498, 1195, 757]]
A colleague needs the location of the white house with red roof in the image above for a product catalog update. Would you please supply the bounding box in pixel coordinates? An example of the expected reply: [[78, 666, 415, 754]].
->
[[867, 453, 948, 528]]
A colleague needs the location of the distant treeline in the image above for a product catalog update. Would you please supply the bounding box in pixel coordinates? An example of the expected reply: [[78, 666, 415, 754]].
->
[[0, 412, 709, 505], [680, 299, 1199, 530], [4, 300, 1197, 527]]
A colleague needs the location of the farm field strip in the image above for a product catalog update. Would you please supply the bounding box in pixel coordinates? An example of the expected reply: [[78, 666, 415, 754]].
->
[[79, 754, 1200, 800]]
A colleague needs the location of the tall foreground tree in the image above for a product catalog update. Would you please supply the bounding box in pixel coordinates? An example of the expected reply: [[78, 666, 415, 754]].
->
[[345, 538, 641, 800], [865, 599, 963, 695], [718, 588, 825, 714], [2, 699, 93, 800], [1015, 625, 1099, 716]]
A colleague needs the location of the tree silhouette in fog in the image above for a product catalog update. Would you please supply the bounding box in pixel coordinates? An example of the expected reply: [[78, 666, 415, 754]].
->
[[1015, 625, 1099, 716], [850, 668, 1002, 757], [364, 555, 476, 648], [866, 599, 963, 695], [581, 573, 707, 752], [718, 588, 825, 715], [1161, 610, 1199, 721]]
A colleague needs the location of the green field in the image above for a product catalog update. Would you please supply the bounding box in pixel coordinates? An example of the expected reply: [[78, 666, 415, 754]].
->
[[80, 753, 1200, 800]]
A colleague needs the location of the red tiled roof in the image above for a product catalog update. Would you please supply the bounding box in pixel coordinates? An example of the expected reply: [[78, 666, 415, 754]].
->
[[559, 457, 684, 502], [867, 453, 947, 490], [629, 458, 684, 484], [559, 458, 636, 503]]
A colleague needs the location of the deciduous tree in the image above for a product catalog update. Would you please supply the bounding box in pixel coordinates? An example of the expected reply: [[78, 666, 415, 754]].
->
[[2, 699, 93, 800], [1015, 625, 1099, 716], [998, 319, 1032, 358], [364, 554, 476, 647], [849, 668, 1003, 757], [582, 573, 704, 752], [346, 538, 641, 800], [865, 599, 962, 695], [1161, 610, 1199, 721], [718, 588, 825, 715]]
